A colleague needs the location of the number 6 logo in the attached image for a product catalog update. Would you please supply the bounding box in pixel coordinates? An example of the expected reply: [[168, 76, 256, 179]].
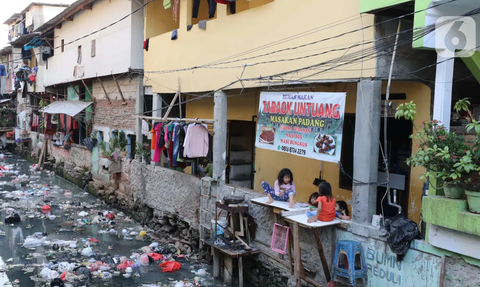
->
[[435, 16, 476, 58]]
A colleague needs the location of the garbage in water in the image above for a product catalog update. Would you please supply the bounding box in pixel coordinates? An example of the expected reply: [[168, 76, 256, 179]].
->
[[0, 152, 220, 286]]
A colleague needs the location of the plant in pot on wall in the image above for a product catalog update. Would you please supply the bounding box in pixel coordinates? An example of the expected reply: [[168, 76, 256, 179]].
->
[[395, 99, 480, 200], [135, 142, 151, 163], [453, 98, 480, 212], [98, 130, 128, 160]]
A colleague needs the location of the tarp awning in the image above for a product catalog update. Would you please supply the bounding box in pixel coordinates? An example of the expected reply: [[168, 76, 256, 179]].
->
[[24, 36, 46, 51], [42, 101, 93, 117]]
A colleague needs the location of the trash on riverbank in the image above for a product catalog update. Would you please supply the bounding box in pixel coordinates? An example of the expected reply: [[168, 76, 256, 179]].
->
[[0, 152, 217, 286]]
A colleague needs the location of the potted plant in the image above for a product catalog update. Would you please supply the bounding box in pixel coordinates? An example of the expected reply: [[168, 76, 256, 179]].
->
[[135, 141, 151, 163], [98, 130, 128, 160], [453, 98, 480, 211], [396, 99, 480, 199]]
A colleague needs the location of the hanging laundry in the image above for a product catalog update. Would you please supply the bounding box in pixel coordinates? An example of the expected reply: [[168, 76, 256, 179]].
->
[[173, 0, 180, 22], [152, 123, 163, 163], [193, 0, 218, 18], [216, 0, 237, 13], [142, 120, 150, 136], [21, 47, 31, 60], [0, 65, 6, 77], [198, 20, 207, 30], [163, 0, 171, 9], [143, 38, 149, 51], [183, 123, 209, 158], [171, 29, 178, 40]]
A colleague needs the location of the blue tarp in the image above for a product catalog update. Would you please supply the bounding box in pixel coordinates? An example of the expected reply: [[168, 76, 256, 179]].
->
[[23, 37, 46, 51]]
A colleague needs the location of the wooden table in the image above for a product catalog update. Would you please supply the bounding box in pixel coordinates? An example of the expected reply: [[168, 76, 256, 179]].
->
[[284, 214, 342, 287], [251, 196, 310, 274], [203, 238, 261, 287]]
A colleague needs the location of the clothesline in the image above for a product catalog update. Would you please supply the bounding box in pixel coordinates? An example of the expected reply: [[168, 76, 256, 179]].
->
[[135, 115, 215, 136], [134, 115, 215, 124]]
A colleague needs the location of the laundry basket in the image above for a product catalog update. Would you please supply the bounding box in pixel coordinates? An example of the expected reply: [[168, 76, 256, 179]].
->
[[270, 223, 290, 254]]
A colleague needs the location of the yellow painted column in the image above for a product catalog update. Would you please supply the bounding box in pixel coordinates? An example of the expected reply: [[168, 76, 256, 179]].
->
[[179, 0, 190, 28]]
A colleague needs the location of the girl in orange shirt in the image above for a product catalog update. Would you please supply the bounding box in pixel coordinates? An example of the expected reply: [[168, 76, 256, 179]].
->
[[307, 181, 336, 223]]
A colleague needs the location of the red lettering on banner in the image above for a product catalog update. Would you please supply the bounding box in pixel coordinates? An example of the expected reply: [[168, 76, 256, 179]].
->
[[333, 104, 340, 119], [325, 104, 333, 118], [263, 101, 268, 113]]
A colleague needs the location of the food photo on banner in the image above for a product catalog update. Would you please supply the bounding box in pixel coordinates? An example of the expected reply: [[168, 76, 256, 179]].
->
[[255, 92, 346, 163]]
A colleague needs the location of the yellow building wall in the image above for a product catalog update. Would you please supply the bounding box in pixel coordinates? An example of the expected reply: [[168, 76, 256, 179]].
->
[[144, 0, 376, 94], [185, 81, 431, 223], [145, 0, 180, 39]]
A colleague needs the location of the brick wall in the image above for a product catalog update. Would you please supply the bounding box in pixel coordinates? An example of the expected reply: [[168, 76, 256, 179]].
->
[[50, 143, 92, 169], [92, 74, 140, 131], [93, 99, 136, 131]]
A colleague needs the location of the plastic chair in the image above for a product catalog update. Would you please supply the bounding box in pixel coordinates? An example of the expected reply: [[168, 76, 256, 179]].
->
[[331, 240, 368, 286]]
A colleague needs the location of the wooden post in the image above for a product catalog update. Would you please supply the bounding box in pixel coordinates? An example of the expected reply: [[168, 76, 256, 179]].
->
[[213, 248, 221, 278], [224, 256, 233, 285], [285, 221, 294, 274], [239, 257, 244, 287], [292, 222, 301, 287], [97, 77, 111, 103], [81, 79, 91, 98], [112, 74, 126, 104], [312, 229, 331, 282], [37, 139, 47, 170], [162, 77, 181, 120], [68, 83, 81, 99]]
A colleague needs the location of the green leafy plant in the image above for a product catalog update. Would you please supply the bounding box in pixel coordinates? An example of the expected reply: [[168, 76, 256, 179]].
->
[[0, 108, 16, 128], [135, 141, 151, 162], [38, 100, 49, 130], [99, 130, 128, 158], [396, 99, 480, 189]]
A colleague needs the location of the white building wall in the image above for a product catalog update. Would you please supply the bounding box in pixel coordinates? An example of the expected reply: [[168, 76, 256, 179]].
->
[[44, 0, 140, 86], [33, 47, 46, 93], [42, 6, 69, 26]]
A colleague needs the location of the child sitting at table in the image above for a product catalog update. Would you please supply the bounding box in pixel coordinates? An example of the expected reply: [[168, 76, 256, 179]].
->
[[306, 192, 319, 218], [336, 200, 351, 220], [262, 168, 297, 208], [307, 181, 336, 223]]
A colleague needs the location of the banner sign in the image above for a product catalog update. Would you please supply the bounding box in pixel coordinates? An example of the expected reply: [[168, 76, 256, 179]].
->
[[255, 92, 346, 163]]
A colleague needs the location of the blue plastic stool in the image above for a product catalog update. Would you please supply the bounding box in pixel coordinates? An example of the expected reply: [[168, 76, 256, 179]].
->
[[331, 240, 368, 286]]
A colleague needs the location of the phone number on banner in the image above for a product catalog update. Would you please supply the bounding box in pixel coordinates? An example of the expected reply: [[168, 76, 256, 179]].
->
[[280, 145, 306, 156]]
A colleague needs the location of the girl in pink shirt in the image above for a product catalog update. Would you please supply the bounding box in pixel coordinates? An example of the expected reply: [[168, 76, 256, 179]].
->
[[262, 168, 297, 208]]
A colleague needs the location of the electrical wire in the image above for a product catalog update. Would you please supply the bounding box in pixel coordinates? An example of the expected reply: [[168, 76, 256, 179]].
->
[[140, 0, 460, 75], [9, 0, 156, 66]]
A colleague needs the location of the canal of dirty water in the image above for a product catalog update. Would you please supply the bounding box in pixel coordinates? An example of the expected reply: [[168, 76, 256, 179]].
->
[[0, 152, 224, 287]]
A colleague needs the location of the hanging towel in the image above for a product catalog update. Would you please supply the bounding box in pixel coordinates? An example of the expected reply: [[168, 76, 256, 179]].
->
[[143, 38, 149, 51], [183, 124, 209, 158], [173, 0, 180, 22], [198, 20, 207, 30], [163, 0, 171, 9]]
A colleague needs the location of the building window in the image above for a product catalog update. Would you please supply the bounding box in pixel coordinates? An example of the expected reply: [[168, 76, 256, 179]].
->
[[61, 39, 65, 52], [91, 40, 96, 57], [228, 0, 274, 15], [145, 0, 180, 38], [191, 0, 216, 25], [77, 46, 82, 64]]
